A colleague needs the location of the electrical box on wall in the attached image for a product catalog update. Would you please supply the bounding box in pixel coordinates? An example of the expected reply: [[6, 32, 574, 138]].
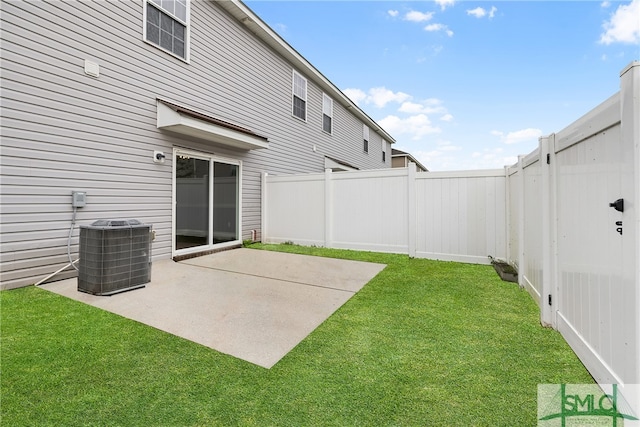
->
[[72, 191, 87, 208]]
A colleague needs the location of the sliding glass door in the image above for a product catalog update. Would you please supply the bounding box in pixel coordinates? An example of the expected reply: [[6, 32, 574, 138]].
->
[[174, 150, 240, 255], [212, 162, 238, 244]]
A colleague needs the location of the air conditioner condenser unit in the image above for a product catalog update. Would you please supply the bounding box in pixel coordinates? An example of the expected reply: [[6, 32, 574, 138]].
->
[[78, 219, 152, 296]]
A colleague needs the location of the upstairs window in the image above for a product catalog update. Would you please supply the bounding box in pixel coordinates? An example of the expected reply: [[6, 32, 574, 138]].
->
[[322, 93, 333, 134], [382, 139, 387, 162], [145, 0, 189, 60], [292, 70, 307, 121], [363, 124, 369, 153]]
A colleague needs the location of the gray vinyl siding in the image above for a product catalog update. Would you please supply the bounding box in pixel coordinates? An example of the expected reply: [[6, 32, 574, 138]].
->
[[0, 0, 392, 289]]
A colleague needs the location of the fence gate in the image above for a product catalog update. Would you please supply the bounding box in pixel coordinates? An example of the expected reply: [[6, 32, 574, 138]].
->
[[552, 63, 639, 401]]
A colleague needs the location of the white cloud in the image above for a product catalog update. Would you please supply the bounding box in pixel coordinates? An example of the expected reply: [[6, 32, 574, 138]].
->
[[398, 102, 426, 114], [405, 140, 521, 171], [467, 7, 486, 18], [424, 23, 454, 37], [344, 88, 451, 146], [344, 87, 411, 108], [273, 23, 287, 34], [601, 1, 611, 8], [493, 128, 543, 145], [388, 10, 399, 18], [466, 147, 518, 169], [405, 10, 434, 22], [599, 0, 640, 44], [409, 144, 466, 171], [410, 149, 445, 170], [379, 114, 441, 140], [504, 128, 542, 144], [367, 87, 412, 108], [435, 0, 455, 11], [467, 6, 497, 19], [437, 141, 461, 151], [503, 155, 519, 166], [398, 98, 445, 114], [343, 88, 366, 105]]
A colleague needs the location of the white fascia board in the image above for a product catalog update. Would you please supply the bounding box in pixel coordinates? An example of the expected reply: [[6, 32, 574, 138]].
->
[[157, 101, 269, 150]]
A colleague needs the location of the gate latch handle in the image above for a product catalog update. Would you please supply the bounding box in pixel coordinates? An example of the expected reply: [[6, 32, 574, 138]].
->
[[609, 198, 624, 213]]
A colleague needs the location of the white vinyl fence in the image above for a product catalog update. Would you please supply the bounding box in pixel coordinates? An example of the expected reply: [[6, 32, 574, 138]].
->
[[263, 167, 507, 264], [262, 61, 640, 414], [506, 62, 639, 411]]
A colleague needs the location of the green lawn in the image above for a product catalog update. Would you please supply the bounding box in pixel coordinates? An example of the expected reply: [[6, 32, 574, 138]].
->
[[1, 244, 593, 426]]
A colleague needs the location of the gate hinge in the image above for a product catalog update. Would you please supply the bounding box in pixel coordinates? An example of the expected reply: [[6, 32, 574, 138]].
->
[[546, 153, 550, 165], [548, 294, 552, 306]]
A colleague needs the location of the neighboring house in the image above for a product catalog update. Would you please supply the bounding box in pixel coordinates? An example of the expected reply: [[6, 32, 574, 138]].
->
[[391, 149, 428, 172], [0, 0, 395, 289]]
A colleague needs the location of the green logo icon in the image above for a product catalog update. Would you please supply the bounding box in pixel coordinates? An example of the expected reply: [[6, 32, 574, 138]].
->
[[538, 384, 638, 426]]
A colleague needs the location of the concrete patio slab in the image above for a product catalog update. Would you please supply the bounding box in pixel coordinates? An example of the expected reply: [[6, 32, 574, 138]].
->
[[181, 248, 377, 292], [41, 249, 385, 368]]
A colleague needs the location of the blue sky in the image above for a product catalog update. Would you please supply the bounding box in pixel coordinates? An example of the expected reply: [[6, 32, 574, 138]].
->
[[246, 0, 640, 170]]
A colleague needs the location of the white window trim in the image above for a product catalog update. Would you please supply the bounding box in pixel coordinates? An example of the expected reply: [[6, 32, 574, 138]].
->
[[143, 0, 191, 63], [292, 70, 307, 121], [363, 124, 370, 153], [322, 93, 333, 134]]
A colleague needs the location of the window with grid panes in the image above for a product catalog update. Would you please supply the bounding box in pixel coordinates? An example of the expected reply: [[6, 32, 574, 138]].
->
[[363, 124, 369, 153], [322, 93, 333, 134], [145, 0, 188, 60], [292, 71, 307, 121]]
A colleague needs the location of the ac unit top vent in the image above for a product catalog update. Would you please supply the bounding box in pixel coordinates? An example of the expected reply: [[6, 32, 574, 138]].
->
[[88, 219, 143, 228]]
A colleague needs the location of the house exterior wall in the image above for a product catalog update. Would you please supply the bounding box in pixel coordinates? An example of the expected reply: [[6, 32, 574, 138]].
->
[[0, 0, 392, 289], [391, 157, 407, 168], [391, 153, 427, 172]]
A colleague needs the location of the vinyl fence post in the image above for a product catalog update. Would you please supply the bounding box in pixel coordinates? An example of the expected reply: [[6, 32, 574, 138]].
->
[[517, 155, 526, 289], [540, 136, 553, 327], [324, 168, 333, 248], [548, 134, 559, 329], [261, 172, 268, 243], [408, 162, 417, 257], [504, 165, 510, 264]]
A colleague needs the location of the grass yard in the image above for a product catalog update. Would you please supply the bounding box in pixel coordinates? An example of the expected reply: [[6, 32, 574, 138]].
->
[[1, 244, 593, 426]]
